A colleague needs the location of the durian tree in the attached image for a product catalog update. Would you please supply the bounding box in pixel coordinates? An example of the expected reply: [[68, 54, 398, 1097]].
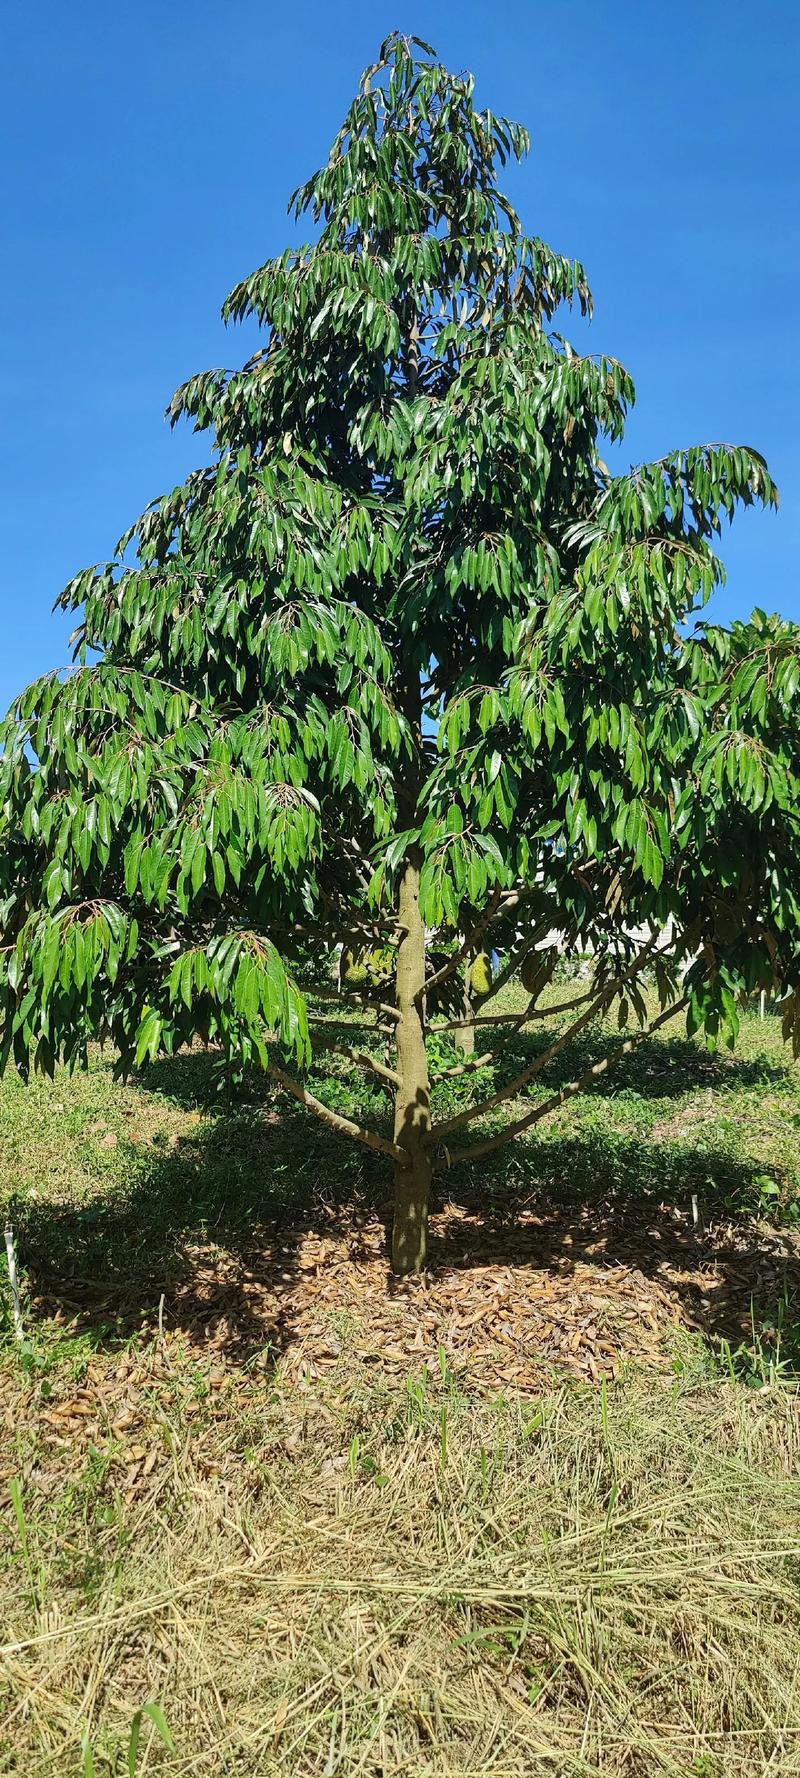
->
[[2, 34, 800, 1274]]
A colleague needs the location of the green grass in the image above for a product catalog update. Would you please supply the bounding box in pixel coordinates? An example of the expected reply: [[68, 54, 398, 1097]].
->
[[2, 989, 799, 1266], [1, 988, 798, 1368]]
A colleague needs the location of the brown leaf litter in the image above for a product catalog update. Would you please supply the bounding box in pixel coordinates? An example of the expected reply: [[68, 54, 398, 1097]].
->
[[5, 1192, 800, 1498]]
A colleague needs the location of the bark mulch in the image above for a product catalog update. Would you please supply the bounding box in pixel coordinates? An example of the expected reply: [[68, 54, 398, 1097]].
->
[[5, 1193, 799, 1508], [165, 1195, 800, 1389]]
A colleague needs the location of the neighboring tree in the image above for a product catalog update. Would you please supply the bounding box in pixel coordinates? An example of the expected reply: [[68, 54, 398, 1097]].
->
[[1, 35, 799, 1274]]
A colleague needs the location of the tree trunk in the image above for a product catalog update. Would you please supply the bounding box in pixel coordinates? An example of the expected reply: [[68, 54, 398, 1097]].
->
[[454, 958, 475, 1054], [391, 854, 432, 1274]]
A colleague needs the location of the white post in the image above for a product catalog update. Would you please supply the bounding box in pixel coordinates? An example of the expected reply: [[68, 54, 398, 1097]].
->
[[4, 1223, 24, 1344]]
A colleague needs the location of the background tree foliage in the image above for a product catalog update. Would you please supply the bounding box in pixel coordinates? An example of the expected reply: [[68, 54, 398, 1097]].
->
[[1, 34, 798, 1270]]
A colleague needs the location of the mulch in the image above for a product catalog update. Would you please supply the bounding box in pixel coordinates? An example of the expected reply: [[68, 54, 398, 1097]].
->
[[22, 1192, 800, 1385], [170, 1196, 800, 1388], [4, 1195, 800, 1503]]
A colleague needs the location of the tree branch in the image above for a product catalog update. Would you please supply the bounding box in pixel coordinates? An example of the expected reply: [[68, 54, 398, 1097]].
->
[[317, 884, 398, 938], [429, 980, 601, 1039], [309, 1032, 401, 1087], [430, 967, 668, 1076], [430, 1009, 532, 1032], [435, 997, 689, 1167], [267, 1061, 403, 1160], [308, 985, 401, 1020], [429, 932, 662, 1142], [431, 998, 539, 1080]]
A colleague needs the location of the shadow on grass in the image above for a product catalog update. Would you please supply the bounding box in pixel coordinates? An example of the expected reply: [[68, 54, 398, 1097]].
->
[[471, 1026, 792, 1102], [144, 1028, 793, 1112], [8, 1034, 800, 1372], [10, 1090, 381, 1365]]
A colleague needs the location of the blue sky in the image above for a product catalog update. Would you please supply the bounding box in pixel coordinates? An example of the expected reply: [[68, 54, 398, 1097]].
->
[[2, 1, 797, 712]]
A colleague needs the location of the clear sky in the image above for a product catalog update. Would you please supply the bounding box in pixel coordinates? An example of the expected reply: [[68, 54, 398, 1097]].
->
[[2, 1, 797, 713]]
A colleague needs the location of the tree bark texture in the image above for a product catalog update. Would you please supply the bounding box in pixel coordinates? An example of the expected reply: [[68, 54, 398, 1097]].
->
[[391, 854, 432, 1274]]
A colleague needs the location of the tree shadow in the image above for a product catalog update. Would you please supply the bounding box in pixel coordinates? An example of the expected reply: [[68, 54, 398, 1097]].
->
[[428, 1131, 800, 1360], [10, 1034, 800, 1376], [467, 1027, 792, 1101], [12, 1078, 387, 1366], [143, 1029, 792, 1114]]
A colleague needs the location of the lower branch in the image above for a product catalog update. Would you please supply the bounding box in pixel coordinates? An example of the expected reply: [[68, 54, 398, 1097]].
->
[[309, 985, 401, 1021], [431, 933, 661, 1142], [430, 985, 600, 1034], [430, 1009, 537, 1032], [309, 1032, 401, 1087], [436, 997, 688, 1167], [268, 1061, 403, 1160], [432, 955, 675, 1079], [431, 981, 608, 1078], [433, 999, 537, 1080]]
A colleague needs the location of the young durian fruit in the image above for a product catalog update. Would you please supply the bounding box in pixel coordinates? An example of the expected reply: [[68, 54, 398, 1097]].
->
[[340, 947, 369, 988], [469, 951, 493, 998], [365, 945, 394, 985], [521, 948, 558, 999]]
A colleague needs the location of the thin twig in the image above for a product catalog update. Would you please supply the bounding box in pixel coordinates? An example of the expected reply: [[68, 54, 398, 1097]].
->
[[309, 986, 400, 1021], [309, 1033, 401, 1087], [430, 981, 601, 1039], [431, 999, 538, 1080]]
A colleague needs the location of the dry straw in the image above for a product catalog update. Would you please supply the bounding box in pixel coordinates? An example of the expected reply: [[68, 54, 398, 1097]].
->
[[2, 1372, 800, 1775]]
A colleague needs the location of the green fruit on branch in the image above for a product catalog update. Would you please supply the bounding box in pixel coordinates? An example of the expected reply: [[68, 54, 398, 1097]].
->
[[338, 944, 395, 991], [340, 947, 369, 988], [521, 949, 558, 998], [470, 952, 493, 997], [365, 946, 394, 984]]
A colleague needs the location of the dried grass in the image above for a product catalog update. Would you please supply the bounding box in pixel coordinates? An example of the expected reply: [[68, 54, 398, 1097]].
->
[[2, 1370, 800, 1775]]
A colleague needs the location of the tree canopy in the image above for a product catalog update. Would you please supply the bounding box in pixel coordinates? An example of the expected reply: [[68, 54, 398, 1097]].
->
[[1, 33, 798, 1271]]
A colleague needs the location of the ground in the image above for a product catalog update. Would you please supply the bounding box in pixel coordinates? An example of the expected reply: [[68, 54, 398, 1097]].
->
[[1, 989, 800, 1774]]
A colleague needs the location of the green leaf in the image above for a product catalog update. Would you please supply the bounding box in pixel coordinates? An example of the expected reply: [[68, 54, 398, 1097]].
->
[[0, 30, 794, 1219], [127, 1701, 175, 1776]]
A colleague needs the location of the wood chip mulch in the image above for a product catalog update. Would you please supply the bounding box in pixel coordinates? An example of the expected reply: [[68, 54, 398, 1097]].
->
[[180, 1217, 677, 1391], [5, 1197, 800, 1502], [180, 1200, 800, 1389], [29, 1195, 795, 1392]]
